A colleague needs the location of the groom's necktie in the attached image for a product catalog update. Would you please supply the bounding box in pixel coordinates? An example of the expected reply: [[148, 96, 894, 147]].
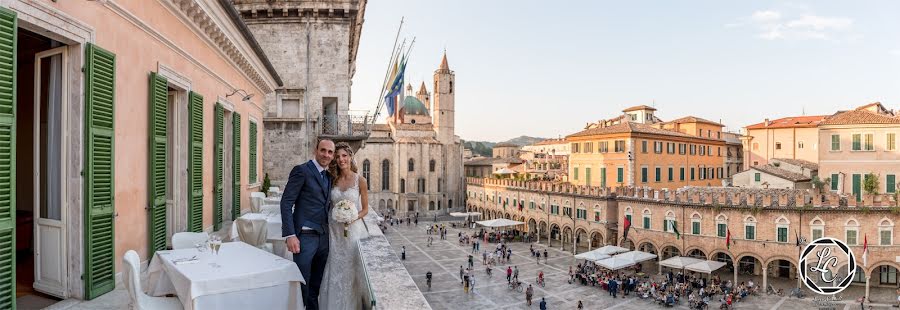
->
[[320, 170, 327, 182]]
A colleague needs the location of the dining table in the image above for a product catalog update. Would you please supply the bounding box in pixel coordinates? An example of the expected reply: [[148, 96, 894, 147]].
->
[[147, 241, 304, 310]]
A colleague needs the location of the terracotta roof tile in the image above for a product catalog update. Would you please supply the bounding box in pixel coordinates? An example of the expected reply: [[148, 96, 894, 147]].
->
[[771, 158, 818, 171], [820, 109, 900, 125], [494, 142, 520, 148], [622, 105, 656, 112], [745, 115, 827, 129], [752, 165, 811, 182], [666, 116, 723, 126], [567, 122, 721, 141]]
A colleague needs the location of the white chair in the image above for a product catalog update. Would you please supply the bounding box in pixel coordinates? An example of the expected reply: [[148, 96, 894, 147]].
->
[[124, 250, 182, 310], [259, 205, 280, 215], [171, 232, 208, 250], [236, 217, 274, 253], [268, 186, 282, 198], [250, 192, 266, 213]]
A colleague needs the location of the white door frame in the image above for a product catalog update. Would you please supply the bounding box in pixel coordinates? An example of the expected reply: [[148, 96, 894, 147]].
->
[[32, 45, 69, 298]]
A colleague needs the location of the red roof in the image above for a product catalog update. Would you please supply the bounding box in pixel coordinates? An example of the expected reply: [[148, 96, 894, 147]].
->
[[745, 115, 827, 130], [622, 105, 656, 112]]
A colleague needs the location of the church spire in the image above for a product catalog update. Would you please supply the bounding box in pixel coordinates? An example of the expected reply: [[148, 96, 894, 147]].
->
[[417, 81, 428, 94], [439, 51, 449, 71]]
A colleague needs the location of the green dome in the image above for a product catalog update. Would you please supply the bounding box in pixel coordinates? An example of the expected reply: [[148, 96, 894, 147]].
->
[[403, 96, 429, 116]]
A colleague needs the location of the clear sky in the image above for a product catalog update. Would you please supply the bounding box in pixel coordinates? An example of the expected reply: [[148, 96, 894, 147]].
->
[[349, 1, 900, 142]]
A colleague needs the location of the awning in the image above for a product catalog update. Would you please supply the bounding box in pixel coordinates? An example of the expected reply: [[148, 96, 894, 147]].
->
[[685, 260, 727, 274], [450, 212, 482, 218], [593, 245, 630, 255], [659, 256, 705, 269], [594, 256, 636, 270], [574, 250, 611, 262], [493, 168, 517, 175], [614, 250, 657, 263], [475, 218, 525, 228]]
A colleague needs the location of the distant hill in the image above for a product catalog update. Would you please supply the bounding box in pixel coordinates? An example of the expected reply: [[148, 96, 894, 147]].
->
[[462, 136, 547, 158]]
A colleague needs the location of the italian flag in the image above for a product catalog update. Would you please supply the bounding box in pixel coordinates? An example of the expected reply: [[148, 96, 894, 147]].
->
[[726, 229, 732, 250], [623, 216, 632, 240], [862, 235, 868, 267], [672, 220, 681, 240]]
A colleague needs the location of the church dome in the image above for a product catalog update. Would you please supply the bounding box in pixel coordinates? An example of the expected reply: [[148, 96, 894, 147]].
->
[[403, 96, 429, 116]]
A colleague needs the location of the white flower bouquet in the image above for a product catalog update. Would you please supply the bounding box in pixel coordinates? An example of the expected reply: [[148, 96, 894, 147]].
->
[[332, 199, 358, 237]]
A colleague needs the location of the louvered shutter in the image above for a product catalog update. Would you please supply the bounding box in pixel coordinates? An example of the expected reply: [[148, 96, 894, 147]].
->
[[232, 112, 241, 219], [187, 92, 203, 232], [147, 72, 167, 256], [84, 43, 116, 300], [0, 7, 16, 309], [213, 103, 223, 230], [248, 121, 257, 184]]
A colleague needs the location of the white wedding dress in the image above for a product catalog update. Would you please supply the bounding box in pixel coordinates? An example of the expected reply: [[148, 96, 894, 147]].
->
[[320, 174, 368, 310]]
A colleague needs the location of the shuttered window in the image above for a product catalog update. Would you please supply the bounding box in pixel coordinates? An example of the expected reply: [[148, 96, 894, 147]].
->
[[148, 72, 168, 256], [213, 103, 224, 230], [249, 121, 257, 184], [188, 92, 204, 232], [0, 8, 16, 307], [887, 174, 896, 194], [84, 43, 117, 299], [233, 112, 241, 219]]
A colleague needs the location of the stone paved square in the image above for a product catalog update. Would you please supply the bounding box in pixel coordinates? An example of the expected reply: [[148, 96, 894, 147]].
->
[[386, 220, 899, 309]]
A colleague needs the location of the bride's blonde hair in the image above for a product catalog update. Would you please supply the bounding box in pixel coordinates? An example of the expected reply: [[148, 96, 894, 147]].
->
[[329, 142, 358, 185]]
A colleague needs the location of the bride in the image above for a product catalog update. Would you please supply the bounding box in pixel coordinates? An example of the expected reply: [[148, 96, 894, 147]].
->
[[320, 142, 369, 309]]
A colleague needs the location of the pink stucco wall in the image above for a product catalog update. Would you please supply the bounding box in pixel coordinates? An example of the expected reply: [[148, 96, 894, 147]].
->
[[45, 0, 266, 267]]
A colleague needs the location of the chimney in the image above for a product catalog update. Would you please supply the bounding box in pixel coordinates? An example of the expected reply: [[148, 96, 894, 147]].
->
[[764, 118, 770, 127]]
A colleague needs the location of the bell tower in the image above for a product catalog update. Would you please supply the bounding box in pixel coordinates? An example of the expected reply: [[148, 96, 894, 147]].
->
[[432, 52, 455, 144]]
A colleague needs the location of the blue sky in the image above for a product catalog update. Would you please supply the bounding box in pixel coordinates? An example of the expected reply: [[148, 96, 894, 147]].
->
[[349, 1, 900, 142]]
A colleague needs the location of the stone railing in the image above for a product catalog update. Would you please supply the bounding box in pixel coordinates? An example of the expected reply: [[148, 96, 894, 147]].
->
[[466, 177, 900, 209], [356, 213, 430, 310]]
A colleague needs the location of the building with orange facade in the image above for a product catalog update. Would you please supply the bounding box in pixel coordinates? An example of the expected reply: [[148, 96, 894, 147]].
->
[[567, 106, 728, 190]]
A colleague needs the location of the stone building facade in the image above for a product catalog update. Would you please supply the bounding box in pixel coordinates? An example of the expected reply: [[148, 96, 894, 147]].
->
[[232, 0, 369, 184], [355, 53, 464, 217], [466, 178, 900, 301]]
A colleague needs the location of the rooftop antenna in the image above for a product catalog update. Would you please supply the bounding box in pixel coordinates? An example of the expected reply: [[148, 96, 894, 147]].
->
[[802, 106, 806, 115]]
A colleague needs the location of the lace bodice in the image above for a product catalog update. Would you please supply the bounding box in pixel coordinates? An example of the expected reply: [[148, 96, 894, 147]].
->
[[329, 174, 362, 213]]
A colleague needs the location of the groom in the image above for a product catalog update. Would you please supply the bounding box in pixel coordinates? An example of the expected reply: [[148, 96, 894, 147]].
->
[[281, 139, 334, 310]]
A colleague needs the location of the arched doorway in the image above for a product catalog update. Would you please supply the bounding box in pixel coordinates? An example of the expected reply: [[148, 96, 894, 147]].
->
[[661, 246, 681, 259], [528, 218, 538, 235], [387, 199, 394, 215], [575, 228, 588, 252], [378, 199, 386, 215], [590, 231, 604, 249], [539, 221, 548, 243], [638, 242, 657, 255], [562, 226, 573, 251], [621, 238, 635, 250], [738, 255, 762, 277], [550, 224, 560, 247], [687, 249, 706, 260], [711, 252, 735, 281], [766, 259, 796, 280]]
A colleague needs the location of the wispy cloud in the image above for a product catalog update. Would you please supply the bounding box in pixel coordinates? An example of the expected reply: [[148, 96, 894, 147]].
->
[[733, 10, 853, 41], [891, 49, 900, 56]]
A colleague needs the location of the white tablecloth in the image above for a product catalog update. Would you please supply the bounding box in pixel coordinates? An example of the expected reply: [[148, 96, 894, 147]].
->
[[230, 213, 290, 259], [147, 242, 305, 310], [264, 197, 282, 205]]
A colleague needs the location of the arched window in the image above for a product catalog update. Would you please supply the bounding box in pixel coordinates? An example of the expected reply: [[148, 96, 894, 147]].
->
[[879, 218, 894, 246], [810, 217, 825, 240], [744, 216, 757, 240], [691, 212, 702, 235], [437, 178, 442, 192], [400, 179, 406, 193], [381, 160, 390, 190], [845, 219, 860, 245], [408, 158, 415, 172], [429, 159, 436, 172], [665, 211, 676, 233], [362, 160, 371, 190], [716, 214, 728, 237], [429, 201, 435, 210], [642, 209, 652, 230], [775, 216, 790, 243]]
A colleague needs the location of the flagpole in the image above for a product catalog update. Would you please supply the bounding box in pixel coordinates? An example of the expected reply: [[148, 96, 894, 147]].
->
[[372, 18, 405, 123]]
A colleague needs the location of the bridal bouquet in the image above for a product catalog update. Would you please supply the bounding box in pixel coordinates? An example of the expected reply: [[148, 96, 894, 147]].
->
[[332, 199, 358, 237]]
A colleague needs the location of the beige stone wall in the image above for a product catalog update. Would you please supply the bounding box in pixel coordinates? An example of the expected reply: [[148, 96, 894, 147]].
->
[[819, 124, 900, 197], [745, 127, 819, 169], [732, 169, 806, 189]]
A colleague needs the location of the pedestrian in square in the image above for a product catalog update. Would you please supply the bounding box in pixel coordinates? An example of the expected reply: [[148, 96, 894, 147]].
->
[[472, 241, 477, 253], [525, 284, 534, 306], [401, 246, 406, 260], [513, 266, 519, 281], [539, 297, 547, 310], [468, 255, 474, 268], [469, 275, 476, 293], [507, 266, 513, 283], [459, 266, 464, 285], [543, 249, 548, 263]]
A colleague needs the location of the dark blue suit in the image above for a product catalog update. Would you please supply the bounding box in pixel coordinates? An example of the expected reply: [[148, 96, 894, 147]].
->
[[281, 160, 331, 310]]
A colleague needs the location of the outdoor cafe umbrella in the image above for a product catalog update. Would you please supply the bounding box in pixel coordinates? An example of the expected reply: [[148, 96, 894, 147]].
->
[[475, 218, 525, 228], [614, 250, 658, 263], [685, 260, 727, 274], [659, 256, 705, 269], [594, 256, 636, 270], [493, 168, 517, 175], [593, 245, 630, 256], [574, 250, 611, 262]]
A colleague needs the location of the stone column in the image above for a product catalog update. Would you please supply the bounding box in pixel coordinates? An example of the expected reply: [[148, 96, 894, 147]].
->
[[588, 238, 592, 252], [537, 225, 542, 244], [762, 267, 768, 293], [733, 261, 738, 285], [658, 255, 663, 275]]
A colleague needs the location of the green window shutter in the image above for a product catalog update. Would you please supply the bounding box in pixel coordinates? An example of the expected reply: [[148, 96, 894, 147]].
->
[[84, 43, 117, 300], [692, 222, 700, 235], [573, 167, 578, 180], [643, 217, 649, 229], [585, 168, 591, 186], [213, 103, 224, 230], [249, 121, 257, 184], [831, 174, 838, 191], [147, 73, 168, 257], [232, 112, 241, 220], [717, 224, 726, 237], [188, 92, 204, 232], [617, 168, 623, 183], [888, 175, 896, 193], [0, 8, 15, 309], [600, 167, 606, 187]]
